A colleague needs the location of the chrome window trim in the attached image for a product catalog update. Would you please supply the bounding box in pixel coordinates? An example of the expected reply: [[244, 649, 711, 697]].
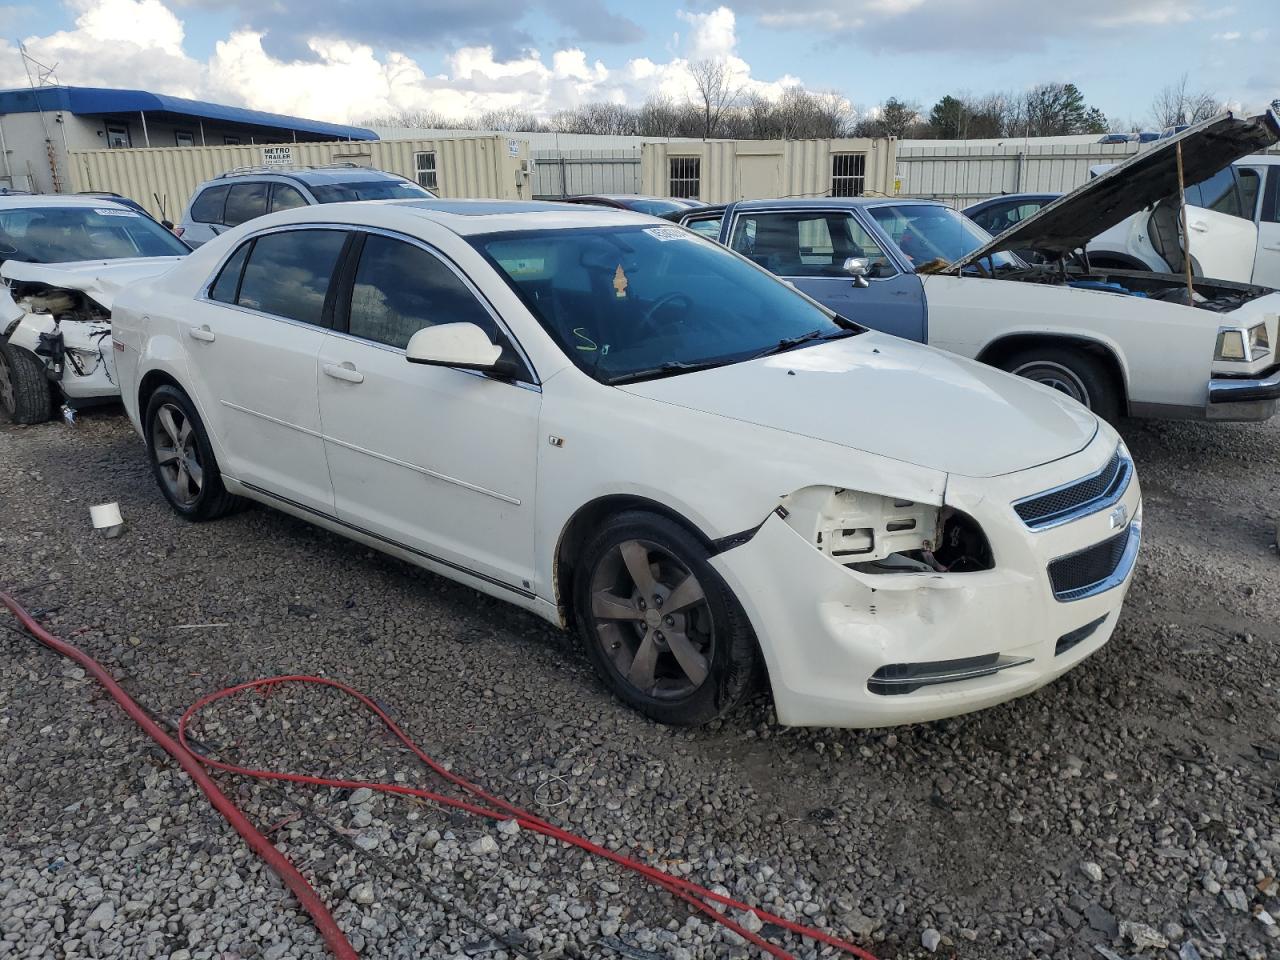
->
[[724, 205, 908, 280], [1050, 511, 1142, 603], [193, 222, 541, 390], [1011, 445, 1132, 531]]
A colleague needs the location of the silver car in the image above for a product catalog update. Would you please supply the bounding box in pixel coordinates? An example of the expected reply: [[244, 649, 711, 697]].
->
[[176, 165, 435, 248]]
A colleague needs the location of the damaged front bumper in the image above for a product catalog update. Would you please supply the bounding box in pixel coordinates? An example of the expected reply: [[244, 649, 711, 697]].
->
[[710, 438, 1142, 728]]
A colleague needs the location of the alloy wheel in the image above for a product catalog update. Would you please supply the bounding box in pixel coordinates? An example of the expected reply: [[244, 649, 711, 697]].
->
[[1012, 360, 1091, 407], [587, 539, 714, 700], [151, 402, 204, 506], [0, 350, 14, 415]]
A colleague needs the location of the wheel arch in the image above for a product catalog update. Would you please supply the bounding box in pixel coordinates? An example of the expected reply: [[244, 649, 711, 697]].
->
[[975, 332, 1131, 412], [137, 368, 187, 421], [552, 495, 718, 625]]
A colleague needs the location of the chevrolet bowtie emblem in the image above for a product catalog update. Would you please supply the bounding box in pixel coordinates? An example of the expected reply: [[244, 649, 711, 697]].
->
[[1109, 504, 1129, 530]]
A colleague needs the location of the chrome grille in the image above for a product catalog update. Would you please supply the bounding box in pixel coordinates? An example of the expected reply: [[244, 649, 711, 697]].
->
[[1048, 527, 1133, 601], [1014, 448, 1130, 530]]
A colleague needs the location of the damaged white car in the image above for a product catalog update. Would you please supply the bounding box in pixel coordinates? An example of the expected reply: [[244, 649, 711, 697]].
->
[[0, 195, 189, 424], [112, 200, 1141, 728]]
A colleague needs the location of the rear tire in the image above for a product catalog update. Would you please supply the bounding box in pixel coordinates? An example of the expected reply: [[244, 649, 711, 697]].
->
[[0, 340, 54, 424], [573, 510, 759, 726], [144, 384, 239, 521], [1002, 346, 1122, 423]]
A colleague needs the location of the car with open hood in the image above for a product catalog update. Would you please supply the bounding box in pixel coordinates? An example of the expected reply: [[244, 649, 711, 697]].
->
[[0, 194, 190, 424], [109, 199, 1140, 729], [674, 110, 1280, 423]]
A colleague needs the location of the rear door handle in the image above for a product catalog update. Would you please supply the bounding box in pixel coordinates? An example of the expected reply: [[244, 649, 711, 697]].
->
[[323, 362, 365, 384], [188, 325, 215, 342]]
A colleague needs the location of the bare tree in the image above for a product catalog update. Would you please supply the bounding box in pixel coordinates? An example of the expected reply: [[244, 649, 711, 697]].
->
[[359, 109, 462, 129], [475, 107, 545, 132], [687, 58, 740, 138], [1151, 74, 1221, 128], [635, 95, 685, 137]]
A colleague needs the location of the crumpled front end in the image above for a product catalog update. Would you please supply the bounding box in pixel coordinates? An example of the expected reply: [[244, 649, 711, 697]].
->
[[2, 284, 118, 403], [710, 430, 1142, 728]]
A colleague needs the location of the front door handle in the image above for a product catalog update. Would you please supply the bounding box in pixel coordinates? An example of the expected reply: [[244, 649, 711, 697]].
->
[[1188, 221, 1209, 233], [188, 325, 215, 343], [1263, 242, 1280, 252], [323, 362, 365, 384]]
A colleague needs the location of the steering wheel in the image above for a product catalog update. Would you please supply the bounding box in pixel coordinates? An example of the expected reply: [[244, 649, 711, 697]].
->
[[638, 292, 694, 335]]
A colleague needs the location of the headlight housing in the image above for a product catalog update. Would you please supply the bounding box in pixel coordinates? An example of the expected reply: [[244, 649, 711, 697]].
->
[[1215, 323, 1271, 362], [780, 486, 993, 573]]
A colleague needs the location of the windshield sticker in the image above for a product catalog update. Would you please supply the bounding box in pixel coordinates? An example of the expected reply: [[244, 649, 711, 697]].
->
[[572, 328, 598, 352], [94, 207, 141, 218], [613, 264, 628, 299], [644, 226, 689, 242]]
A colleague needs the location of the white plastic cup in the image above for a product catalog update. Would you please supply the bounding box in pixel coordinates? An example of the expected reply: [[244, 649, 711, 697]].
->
[[89, 502, 124, 539]]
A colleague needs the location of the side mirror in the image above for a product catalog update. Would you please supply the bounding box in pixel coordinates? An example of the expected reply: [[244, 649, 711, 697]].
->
[[406, 322, 504, 372], [843, 257, 871, 288]]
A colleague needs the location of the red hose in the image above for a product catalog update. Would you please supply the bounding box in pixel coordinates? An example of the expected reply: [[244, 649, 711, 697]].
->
[[4, 594, 879, 960], [0, 593, 360, 960]]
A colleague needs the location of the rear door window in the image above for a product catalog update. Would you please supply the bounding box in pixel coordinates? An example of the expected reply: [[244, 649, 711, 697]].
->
[[223, 182, 270, 227], [190, 185, 229, 224], [236, 229, 348, 325], [269, 184, 309, 213], [209, 241, 251, 303]]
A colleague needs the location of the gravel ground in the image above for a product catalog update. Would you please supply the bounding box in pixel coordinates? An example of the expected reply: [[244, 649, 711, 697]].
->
[[1, 408, 1278, 960]]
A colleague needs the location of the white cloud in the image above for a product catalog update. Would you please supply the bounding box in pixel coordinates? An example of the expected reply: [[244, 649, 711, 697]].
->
[[0, 0, 818, 125]]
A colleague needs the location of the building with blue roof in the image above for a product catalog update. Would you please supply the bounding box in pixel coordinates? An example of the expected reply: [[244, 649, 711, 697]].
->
[[0, 85, 378, 194]]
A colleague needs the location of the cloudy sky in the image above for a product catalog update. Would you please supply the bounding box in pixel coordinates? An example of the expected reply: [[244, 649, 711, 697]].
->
[[0, 0, 1273, 128]]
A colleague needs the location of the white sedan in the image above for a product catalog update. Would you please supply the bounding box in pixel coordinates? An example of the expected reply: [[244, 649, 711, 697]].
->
[[0, 195, 188, 423], [111, 200, 1142, 728]]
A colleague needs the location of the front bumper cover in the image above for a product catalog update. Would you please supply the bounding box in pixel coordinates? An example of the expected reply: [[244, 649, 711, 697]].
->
[[710, 442, 1142, 728]]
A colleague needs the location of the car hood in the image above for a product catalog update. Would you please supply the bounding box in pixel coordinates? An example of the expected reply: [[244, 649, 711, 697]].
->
[[618, 333, 1098, 479], [949, 109, 1280, 271], [0, 256, 185, 310]]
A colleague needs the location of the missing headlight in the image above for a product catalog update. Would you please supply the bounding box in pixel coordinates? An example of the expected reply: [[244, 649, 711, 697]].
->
[[780, 487, 993, 574], [849, 508, 993, 575]]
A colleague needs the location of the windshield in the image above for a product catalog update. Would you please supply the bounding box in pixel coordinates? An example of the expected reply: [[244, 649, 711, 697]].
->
[[473, 225, 857, 384], [866, 203, 1020, 270], [0, 205, 189, 263], [309, 178, 433, 203]]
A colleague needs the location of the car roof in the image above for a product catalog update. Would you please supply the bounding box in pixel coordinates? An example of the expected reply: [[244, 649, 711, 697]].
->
[[706, 197, 948, 212], [0, 194, 132, 210], [242, 198, 660, 237], [201, 167, 411, 188]]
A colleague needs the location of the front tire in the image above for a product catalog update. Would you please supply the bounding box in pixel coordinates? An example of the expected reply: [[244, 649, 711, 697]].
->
[[1003, 346, 1121, 423], [573, 511, 759, 726], [0, 341, 54, 424], [144, 385, 239, 521]]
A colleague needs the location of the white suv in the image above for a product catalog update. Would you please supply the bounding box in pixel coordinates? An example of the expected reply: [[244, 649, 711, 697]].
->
[[177, 165, 434, 248], [110, 198, 1141, 729]]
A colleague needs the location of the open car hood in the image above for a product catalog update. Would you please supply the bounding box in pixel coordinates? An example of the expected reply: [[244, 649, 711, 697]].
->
[[948, 109, 1280, 272], [0, 256, 184, 310]]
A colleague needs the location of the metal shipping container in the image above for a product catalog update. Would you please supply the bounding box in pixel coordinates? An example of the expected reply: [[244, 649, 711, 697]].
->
[[640, 138, 897, 203], [68, 136, 532, 220]]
